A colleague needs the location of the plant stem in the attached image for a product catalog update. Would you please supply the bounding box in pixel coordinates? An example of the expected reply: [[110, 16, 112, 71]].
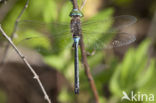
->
[[0, 25, 51, 103], [80, 0, 87, 10], [80, 34, 99, 103], [71, 0, 79, 9], [0, 0, 29, 65]]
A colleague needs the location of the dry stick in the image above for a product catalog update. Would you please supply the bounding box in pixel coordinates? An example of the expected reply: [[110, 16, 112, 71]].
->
[[0, 0, 29, 65], [71, 0, 78, 9], [0, 26, 51, 103], [80, 0, 87, 10], [80, 35, 99, 103], [0, 0, 17, 22]]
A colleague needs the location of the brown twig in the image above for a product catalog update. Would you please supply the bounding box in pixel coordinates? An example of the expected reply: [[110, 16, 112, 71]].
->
[[71, 0, 79, 9], [0, 0, 17, 22], [0, 25, 51, 103], [80, 34, 99, 103], [0, 0, 29, 65], [80, 0, 87, 10]]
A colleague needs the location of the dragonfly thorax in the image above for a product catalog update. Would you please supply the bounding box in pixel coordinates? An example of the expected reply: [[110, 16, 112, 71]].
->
[[69, 9, 83, 17], [71, 17, 82, 37]]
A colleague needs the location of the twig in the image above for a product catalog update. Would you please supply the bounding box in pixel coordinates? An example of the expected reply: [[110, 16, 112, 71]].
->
[[0, 0, 29, 65], [0, 0, 17, 22], [80, 34, 99, 103], [80, 0, 87, 10], [0, 25, 51, 103], [71, 0, 79, 9]]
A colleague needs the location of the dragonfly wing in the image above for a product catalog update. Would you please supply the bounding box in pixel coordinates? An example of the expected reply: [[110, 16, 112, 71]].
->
[[15, 34, 74, 54], [81, 15, 137, 51], [82, 32, 136, 51], [106, 32, 136, 49], [18, 20, 71, 38], [82, 15, 137, 34], [16, 20, 73, 54], [112, 15, 137, 29]]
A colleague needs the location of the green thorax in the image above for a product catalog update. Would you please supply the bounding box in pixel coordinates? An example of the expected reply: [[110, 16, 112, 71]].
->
[[69, 9, 84, 17]]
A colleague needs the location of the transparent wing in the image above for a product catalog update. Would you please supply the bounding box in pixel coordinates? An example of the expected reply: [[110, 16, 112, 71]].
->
[[18, 20, 71, 38], [15, 15, 137, 54], [83, 32, 136, 52], [16, 20, 73, 54], [16, 35, 73, 55], [81, 15, 137, 51], [82, 15, 137, 33]]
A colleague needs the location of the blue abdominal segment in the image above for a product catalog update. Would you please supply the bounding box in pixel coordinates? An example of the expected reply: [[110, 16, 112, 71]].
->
[[73, 36, 80, 43], [73, 36, 80, 94]]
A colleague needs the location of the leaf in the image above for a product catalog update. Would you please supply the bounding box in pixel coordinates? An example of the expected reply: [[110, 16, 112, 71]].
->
[[136, 59, 155, 88], [16, 29, 51, 51], [58, 2, 72, 22], [0, 89, 6, 103], [43, 0, 57, 22], [110, 39, 154, 97], [110, 65, 123, 96]]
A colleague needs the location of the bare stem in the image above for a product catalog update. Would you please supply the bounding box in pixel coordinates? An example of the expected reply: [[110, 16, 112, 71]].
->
[[80, 34, 99, 103], [71, 0, 79, 9], [0, 0, 29, 65], [0, 25, 51, 103], [80, 0, 87, 10]]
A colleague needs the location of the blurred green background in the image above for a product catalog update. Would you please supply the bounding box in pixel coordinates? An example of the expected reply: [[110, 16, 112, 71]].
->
[[0, 0, 156, 103]]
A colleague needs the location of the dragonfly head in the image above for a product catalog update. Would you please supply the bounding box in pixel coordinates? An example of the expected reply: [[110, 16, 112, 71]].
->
[[69, 9, 84, 18]]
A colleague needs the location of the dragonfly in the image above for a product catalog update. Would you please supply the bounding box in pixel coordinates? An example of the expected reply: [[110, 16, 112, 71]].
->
[[14, 2, 137, 94]]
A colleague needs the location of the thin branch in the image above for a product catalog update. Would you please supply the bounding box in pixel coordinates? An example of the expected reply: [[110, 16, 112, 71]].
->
[[80, 0, 87, 10], [0, 0, 17, 22], [71, 0, 79, 9], [80, 34, 99, 103], [0, 0, 29, 65], [0, 25, 51, 103]]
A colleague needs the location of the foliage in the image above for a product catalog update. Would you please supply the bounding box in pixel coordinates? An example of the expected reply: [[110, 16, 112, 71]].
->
[[110, 39, 156, 102], [0, 89, 6, 103]]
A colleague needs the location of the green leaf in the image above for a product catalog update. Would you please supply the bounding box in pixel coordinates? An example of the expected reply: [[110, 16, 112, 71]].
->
[[136, 59, 155, 88], [0, 89, 6, 103], [58, 2, 72, 22], [42, 0, 57, 22], [16, 30, 51, 51], [110, 65, 123, 96], [110, 39, 154, 97]]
